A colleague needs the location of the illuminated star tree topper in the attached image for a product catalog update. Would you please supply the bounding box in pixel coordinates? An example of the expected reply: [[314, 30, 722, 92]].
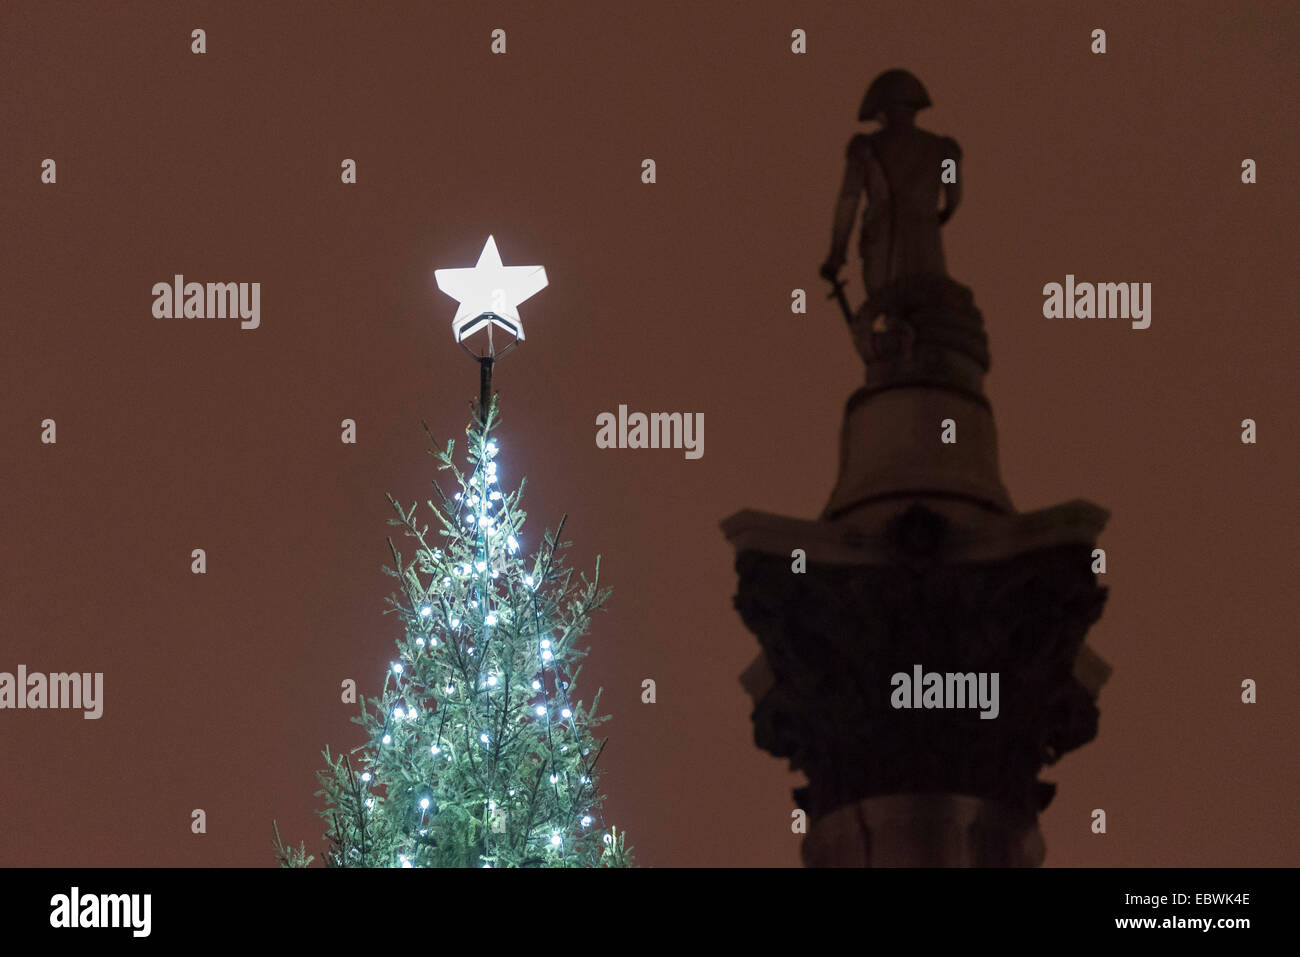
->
[[434, 235, 548, 416], [435, 235, 548, 346]]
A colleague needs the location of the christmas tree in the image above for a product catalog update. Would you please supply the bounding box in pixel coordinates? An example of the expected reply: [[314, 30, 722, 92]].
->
[[276, 236, 631, 868], [277, 397, 633, 868]]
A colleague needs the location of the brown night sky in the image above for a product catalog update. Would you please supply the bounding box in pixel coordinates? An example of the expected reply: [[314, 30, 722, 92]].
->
[[2, 1, 1297, 867]]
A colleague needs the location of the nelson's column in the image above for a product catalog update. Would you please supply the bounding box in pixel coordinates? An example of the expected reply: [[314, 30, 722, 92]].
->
[[721, 70, 1110, 867]]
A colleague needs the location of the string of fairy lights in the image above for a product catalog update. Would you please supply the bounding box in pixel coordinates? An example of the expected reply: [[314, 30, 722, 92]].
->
[[351, 425, 614, 867]]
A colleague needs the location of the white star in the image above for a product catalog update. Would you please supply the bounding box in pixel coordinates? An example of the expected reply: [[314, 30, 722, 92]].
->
[[434, 236, 548, 343]]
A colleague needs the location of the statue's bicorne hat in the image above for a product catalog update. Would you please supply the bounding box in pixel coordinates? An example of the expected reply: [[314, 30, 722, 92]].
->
[[859, 68, 932, 121]]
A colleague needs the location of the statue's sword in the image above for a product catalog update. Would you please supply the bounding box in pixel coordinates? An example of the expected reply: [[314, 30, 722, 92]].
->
[[826, 276, 854, 323]]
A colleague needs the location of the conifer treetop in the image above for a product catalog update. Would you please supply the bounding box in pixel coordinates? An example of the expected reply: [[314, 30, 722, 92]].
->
[[300, 400, 632, 868]]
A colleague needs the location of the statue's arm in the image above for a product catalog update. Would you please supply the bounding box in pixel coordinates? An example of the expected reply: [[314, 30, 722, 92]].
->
[[938, 137, 962, 225], [822, 136, 868, 277]]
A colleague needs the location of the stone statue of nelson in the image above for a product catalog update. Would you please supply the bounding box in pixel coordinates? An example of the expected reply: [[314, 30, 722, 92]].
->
[[820, 69, 962, 304]]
